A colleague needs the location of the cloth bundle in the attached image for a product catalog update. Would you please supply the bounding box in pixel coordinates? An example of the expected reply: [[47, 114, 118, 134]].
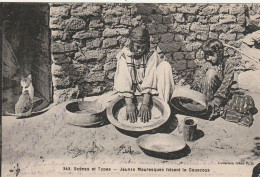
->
[[222, 94, 257, 127], [227, 94, 256, 114]]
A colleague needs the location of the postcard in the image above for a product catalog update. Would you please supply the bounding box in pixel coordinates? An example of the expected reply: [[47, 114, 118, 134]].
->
[[1, 2, 260, 177]]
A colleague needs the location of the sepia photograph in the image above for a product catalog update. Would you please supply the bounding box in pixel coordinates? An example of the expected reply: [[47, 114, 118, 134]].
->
[[1, 2, 260, 177]]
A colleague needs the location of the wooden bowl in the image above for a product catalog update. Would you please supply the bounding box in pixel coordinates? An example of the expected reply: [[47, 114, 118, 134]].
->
[[65, 100, 106, 127], [106, 96, 171, 132]]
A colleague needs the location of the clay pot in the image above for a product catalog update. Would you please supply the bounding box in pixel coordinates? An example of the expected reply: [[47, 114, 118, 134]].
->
[[65, 100, 106, 127]]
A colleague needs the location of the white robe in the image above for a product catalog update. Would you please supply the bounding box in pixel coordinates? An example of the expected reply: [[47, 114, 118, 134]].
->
[[84, 47, 175, 107], [113, 47, 175, 103]]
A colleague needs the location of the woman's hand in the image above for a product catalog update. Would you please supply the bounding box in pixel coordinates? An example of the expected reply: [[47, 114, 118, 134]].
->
[[208, 101, 215, 110], [208, 101, 220, 120], [126, 103, 138, 123], [139, 93, 151, 123], [139, 103, 151, 123]]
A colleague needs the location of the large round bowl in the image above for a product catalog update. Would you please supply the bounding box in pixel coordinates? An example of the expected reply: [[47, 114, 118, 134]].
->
[[65, 100, 106, 127], [106, 96, 171, 132], [170, 86, 208, 116], [136, 133, 186, 153], [136, 133, 188, 159]]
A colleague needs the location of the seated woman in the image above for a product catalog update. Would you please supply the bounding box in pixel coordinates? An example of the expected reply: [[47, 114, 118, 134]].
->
[[191, 39, 256, 126], [114, 26, 175, 123], [191, 39, 234, 119]]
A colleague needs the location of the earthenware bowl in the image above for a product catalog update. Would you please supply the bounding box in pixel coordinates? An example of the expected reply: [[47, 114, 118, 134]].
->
[[65, 100, 106, 127], [106, 96, 171, 132]]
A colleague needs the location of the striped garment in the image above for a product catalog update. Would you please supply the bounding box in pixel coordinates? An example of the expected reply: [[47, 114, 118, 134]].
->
[[114, 47, 163, 98], [191, 59, 256, 126], [191, 59, 235, 107]]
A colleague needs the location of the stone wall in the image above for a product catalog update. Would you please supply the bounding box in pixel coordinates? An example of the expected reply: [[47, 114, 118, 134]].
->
[[50, 3, 143, 102], [246, 4, 260, 33], [247, 4, 260, 16], [138, 4, 247, 81], [50, 3, 248, 102]]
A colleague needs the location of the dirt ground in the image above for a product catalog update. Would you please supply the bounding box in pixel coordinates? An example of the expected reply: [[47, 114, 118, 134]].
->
[[2, 91, 260, 177]]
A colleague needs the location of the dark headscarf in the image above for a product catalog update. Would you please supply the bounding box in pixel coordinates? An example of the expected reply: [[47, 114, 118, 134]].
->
[[129, 26, 150, 44]]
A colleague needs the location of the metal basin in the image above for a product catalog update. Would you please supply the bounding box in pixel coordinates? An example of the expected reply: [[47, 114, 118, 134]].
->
[[65, 100, 106, 127], [170, 86, 208, 116], [136, 133, 189, 159], [106, 96, 171, 132]]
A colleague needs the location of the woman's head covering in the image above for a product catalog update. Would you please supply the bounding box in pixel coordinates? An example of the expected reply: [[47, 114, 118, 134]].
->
[[204, 39, 224, 53], [129, 26, 150, 44]]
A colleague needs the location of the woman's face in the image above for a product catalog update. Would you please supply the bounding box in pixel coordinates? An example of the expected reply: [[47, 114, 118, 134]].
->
[[205, 51, 221, 65], [132, 42, 148, 57]]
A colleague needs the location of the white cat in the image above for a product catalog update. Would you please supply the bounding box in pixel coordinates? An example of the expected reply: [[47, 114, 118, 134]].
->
[[5, 74, 53, 118]]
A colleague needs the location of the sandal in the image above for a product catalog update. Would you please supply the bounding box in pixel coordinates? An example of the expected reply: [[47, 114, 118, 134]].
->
[[238, 115, 254, 127], [223, 109, 243, 123]]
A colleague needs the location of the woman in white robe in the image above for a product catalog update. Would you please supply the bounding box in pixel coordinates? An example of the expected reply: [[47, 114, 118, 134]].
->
[[113, 26, 175, 123]]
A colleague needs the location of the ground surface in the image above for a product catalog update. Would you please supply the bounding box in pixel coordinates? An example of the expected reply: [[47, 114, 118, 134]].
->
[[2, 92, 260, 177]]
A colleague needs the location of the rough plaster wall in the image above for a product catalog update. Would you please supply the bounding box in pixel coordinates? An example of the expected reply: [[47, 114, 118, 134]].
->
[[50, 3, 248, 102]]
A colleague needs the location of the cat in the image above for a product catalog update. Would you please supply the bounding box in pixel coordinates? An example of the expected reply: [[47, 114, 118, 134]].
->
[[5, 74, 55, 118], [6, 74, 34, 118]]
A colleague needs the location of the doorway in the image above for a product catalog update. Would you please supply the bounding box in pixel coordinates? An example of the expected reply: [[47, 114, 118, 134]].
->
[[2, 3, 52, 114]]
